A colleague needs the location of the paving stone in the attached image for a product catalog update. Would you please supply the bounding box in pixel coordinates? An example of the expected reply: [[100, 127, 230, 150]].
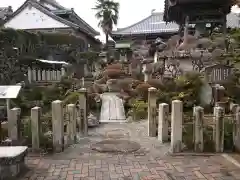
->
[[19, 121, 240, 180]]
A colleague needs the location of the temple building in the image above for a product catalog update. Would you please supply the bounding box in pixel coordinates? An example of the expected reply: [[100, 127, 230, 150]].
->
[[163, 0, 233, 35], [3, 0, 101, 51], [111, 9, 240, 57], [111, 11, 179, 47]]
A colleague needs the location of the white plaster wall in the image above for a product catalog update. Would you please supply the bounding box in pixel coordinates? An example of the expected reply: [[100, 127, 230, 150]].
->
[[4, 6, 69, 30]]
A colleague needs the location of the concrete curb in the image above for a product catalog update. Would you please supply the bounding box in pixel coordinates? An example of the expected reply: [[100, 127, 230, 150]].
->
[[222, 154, 240, 168]]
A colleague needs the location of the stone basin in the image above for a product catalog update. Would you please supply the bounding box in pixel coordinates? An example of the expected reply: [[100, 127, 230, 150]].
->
[[0, 146, 28, 179]]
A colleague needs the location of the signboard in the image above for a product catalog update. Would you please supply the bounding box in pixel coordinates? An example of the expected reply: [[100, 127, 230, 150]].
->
[[203, 64, 232, 84], [0, 86, 21, 99]]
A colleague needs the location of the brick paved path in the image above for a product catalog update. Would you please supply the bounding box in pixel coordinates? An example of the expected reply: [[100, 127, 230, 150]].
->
[[21, 121, 240, 180]]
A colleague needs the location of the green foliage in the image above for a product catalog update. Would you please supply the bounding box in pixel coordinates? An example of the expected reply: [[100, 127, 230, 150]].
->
[[63, 92, 80, 105], [130, 100, 148, 121]]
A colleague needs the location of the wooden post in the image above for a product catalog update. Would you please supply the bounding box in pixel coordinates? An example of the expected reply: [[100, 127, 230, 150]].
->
[[31, 106, 41, 151], [147, 87, 157, 137], [52, 100, 64, 153], [194, 106, 204, 152], [158, 103, 169, 143], [215, 106, 224, 152], [171, 100, 183, 153]]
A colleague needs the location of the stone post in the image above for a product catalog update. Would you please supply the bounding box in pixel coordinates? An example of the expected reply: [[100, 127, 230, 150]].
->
[[31, 106, 41, 151], [32, 69, 36, 81], [27, 67, 32, 83], [8, 108, 21, 141], [235, 106, 240, 150], [158, 103, 169, 143], [37, 70, 41, 81], [61, 67, 65, 77], [42, 70, 46, 81], [46, 70, 51, 81], [148, 87, 157, 137], [214, 106, 224, 153], [194, 106, 204, 152], [52, 100, 64, 152], [66, 104, 77, 144], [231, 104, 239, 146], [57, 70, 61, 81], [78, 88, 88, 135], [170, 100, 183, 153]]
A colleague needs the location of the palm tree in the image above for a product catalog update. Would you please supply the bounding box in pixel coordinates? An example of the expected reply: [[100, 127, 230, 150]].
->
[[93, 0, 119, 59]]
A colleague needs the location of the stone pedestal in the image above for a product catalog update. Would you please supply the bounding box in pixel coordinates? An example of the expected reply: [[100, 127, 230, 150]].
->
[[158, 103, 169, 143], [148, 87, 157, 137], [8, 108, 21, 141], [0, 146, 28, 179], [66, 104, 77, 144], [78, 88, 88, 135], [52, 100, 64, 153], [170, 100, 183, 153], [194, 106, 204, 152], [215, 106, 224, 153], [31, 106, 41, 151]]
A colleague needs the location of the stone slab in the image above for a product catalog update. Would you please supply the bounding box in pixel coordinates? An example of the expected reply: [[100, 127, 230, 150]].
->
[[0, 146, 28, 158]]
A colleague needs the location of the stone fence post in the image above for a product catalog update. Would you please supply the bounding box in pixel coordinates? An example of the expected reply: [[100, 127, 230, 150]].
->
[[31, 106, 41, 151], [52, 100, 64, 153], [194, 106, 204, 152], [231, 104, 239, 147], [148, 87, 157, 137], [158, 103, 169, 143], [171, 100, 183, 153], [8, 108, 21, 141], [78, 88, 88, 135], [215, 106, 224, 153], [66, 104, 77, 144]]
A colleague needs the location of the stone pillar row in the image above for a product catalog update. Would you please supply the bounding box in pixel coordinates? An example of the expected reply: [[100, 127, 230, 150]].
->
[[8, 88, 87, 153], [27, 67, 65, 83], [147, 87, 229, 153]]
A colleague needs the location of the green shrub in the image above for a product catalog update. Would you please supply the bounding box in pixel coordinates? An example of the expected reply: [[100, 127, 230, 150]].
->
[[131, 100, 148, 121]]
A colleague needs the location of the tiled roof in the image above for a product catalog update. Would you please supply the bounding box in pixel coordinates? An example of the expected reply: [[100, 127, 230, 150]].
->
[[112, 12, 240, 35], [112, 12, 179, 35], [5, 0, 99, 38]]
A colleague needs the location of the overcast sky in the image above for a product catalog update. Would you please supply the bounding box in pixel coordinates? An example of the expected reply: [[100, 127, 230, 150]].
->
[[0, 0, 164, 30]]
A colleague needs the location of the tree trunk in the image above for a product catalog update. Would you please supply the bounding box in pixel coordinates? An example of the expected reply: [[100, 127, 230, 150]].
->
[[105, 32, 110, 62]]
